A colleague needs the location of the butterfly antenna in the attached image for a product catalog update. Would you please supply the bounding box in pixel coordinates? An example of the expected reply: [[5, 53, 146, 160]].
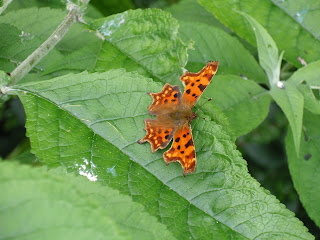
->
[[198, 97, 212, 109], [194, 98, 213, 120]]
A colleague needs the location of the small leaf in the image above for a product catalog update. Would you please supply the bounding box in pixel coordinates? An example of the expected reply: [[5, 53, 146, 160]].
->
[[13, 70, 314, 239], [238, 12, 282, 87], [288, 60, 320, 88], [0, 162, 177, 240], [0, 70, 10, 86], [204, 75, 271, 137], [88, 9, 192, 85], [177, 21, 268, 84], [270, 81, 304, 155], [288, 60, 320, 114], [286, 110, 320, 228], [198, 0, 320, 67]]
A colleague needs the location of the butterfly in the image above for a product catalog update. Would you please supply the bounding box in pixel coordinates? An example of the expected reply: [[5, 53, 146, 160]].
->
[[138, 61, 219, 176]]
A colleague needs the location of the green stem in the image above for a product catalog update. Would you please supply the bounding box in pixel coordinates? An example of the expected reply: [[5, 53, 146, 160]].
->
[[0, 0, 13, 15], [9, 4, 82, 86]]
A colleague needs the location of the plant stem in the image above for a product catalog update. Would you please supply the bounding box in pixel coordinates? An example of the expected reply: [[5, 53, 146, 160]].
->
[[0, 0, 13, 15], [9, 5, 81, 86]]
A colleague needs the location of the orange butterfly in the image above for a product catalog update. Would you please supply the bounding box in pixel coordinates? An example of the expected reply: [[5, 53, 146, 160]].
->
[[138, 61, 219, 176]]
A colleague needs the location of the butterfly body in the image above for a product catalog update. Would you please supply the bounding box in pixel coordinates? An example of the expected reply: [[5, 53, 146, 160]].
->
[[138, 61, 218, 176], [168, 108, 195, 122]]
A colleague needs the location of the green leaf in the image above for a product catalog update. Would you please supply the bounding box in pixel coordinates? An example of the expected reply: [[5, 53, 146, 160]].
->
[[271, 0, 320, 40], [0, 70, 10, 86], [270, 81, 304, 155], [6, 0, 65, 11], [288, 60, 320, 88], [287, 60, 320, 114], [198, 0, 320, 67], [177, 21, 268, 84], [12, 70, 313, 239], [204, 75, 271, 137], [89, 9, 192, 85], [238, 12, 283, 87], [286, 110, 320, 229], [0, 7, 65, 40], [6, 0, 103, 19], [89, 0, 134, 16], [0, 162, 176, 240], [165, 0, 229, 31], [0, 8, 102, 76], [0, 22, 63, 73]]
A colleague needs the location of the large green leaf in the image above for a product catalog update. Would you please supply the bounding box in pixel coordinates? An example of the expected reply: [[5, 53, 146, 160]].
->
[[0, 162, 176, 240], [11, 70, 313, 239], [177, 21, 267, 84], [270, 0, 320, 40], [165, 0, 229, 31], [270, 81, 304, 155], [88, 9, 191, 85], [287, 60, 320, 115], [286, 110, 320, 228], [198, 0, 320, 67], [204, 75, 271, 137]]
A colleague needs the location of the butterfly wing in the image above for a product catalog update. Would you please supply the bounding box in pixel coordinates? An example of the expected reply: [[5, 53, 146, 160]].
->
[[148, 83, 182, 115], [181, 61, 218, 107], [138, 118, 175, 153], [163, 123, 196, 176]]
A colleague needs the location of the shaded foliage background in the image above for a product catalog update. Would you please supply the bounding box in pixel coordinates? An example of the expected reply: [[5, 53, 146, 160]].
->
[[1, 0, 319, 238]]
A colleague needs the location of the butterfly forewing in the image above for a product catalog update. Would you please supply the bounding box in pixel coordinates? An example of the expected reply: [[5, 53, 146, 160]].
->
[[181, 61, 218, 107], [148, 83, 182, 115]]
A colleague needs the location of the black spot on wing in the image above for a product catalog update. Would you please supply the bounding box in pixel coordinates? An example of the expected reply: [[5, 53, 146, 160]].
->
[[185, 139, 193, 148], [198, 84, 206, 91]]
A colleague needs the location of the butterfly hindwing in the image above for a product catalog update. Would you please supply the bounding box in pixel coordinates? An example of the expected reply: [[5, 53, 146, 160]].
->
[[181, 61, 218, 107], [138, 119, 175, 153], [163, 123, 196, 176]]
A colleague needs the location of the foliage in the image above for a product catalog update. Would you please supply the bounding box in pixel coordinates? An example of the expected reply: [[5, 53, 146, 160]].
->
[[1, 0, 319, 239]]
